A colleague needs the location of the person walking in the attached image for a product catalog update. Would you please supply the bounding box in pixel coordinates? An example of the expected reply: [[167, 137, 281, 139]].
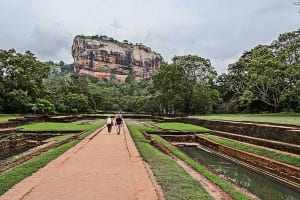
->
[[106, 116, 113, 134], [115, 115, 123, 135]]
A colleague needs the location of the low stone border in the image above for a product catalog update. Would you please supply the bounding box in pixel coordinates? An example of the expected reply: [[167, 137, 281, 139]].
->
[[159, 117, 300, 145], [158, 133, 300, 190], [0, 130, 86, 174], [194, 136, 300, 188], [208, 130, 300, 155]]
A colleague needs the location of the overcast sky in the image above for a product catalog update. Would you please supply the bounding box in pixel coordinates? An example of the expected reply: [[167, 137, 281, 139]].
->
[[0, 0, 299, 73]]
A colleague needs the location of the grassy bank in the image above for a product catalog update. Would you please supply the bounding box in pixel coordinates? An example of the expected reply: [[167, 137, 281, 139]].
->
[[19, 120, 103, 131], [194, 113, 300, 126], [151, 134, 250, 200], [54, 134, 76, 142], [200, 134, 300, 167], [155, 122, 209, 132], [128, 123, 212, 200], [0, 114, 20, 122]]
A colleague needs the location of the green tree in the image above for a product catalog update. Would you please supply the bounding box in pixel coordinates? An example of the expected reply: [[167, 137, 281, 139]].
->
[[64, 93, 89, 113], [152, 55, 219, 114], [222, 29, 300, 113], [6, 89, 30, 113], [29, 98, 55, 114], [0, 49, 50, 113], [247, 46, 284, 112], [274, 30, 300, 111]]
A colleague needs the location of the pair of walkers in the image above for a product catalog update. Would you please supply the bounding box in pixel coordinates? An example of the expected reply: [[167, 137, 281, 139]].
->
[[106, 115, 123, 134]]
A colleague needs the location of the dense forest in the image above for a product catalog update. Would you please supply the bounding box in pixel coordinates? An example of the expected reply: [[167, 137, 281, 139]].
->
[[0, 29, 299, 114]]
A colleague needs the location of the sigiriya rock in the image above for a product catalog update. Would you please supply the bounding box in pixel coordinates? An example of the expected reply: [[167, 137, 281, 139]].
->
[[72, 35, 163, 82]]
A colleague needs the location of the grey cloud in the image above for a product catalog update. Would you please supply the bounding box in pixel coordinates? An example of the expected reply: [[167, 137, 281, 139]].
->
[[25, 24, 72, 61], [0, 0, 299, 71]]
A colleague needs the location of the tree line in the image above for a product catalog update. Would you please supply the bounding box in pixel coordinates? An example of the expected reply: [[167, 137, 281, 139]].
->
[[217, 29, 300, 113], [0, 29, 299, 114]]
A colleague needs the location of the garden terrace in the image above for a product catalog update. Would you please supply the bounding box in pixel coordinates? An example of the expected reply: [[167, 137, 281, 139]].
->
[[0, 130, 85, 174], [159, 117, 300, 145], [0, 118, 104, 175], [140, 120, 300, 199], [207, 130, 300, 154], [197, 114, 300, 127], [47, 115, 85, 123], [0, 115, 49, 129]]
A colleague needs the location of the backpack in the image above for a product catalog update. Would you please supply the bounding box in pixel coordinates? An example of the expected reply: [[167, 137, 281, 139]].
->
[[106, 118, 112, 125], [116, 117, 122, 125]]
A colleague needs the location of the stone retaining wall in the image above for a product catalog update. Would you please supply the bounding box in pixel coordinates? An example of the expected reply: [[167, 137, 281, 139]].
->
[[0, 115, 48, 129], [0, 128, 19, 135], [0, 138, 33, 153], [161, 135, 197, 143], [164, 118, 300, 145], [47, 115, 85, 122], [195, 136, 300, 184], [209, 130, 300, 154]]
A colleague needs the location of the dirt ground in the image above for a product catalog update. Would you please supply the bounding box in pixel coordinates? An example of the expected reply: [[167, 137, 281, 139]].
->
[[0, 123, 162, 200]]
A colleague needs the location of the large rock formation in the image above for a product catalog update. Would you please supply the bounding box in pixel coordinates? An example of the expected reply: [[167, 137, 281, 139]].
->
[[72, 35, 163, 82]]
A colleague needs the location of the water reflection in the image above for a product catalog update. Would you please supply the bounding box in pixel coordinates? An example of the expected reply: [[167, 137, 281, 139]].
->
[[179, 146, 300, 200]]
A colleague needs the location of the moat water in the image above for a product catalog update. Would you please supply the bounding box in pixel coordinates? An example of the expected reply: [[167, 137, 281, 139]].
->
[[179, 146, 300, 200]]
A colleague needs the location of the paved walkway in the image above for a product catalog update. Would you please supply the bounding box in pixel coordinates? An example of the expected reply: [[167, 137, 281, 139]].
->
[[1, 121, 161, 200]]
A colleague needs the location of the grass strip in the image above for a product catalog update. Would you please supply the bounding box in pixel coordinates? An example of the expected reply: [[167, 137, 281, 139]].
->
[[19, 121, 102, 131], [195, 113, 300, 126], [0, 125, 102, 196], [151, 134, 250, 200], [200, 134, 300, 167], [0, 114, 19, 122], [155, 122, 209, 132], [54, 134, 76, 142], [128, 124, 212, 200]]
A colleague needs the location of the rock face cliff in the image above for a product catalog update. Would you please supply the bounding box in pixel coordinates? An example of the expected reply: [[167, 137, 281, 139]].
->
[[72, 35, 163, 82]]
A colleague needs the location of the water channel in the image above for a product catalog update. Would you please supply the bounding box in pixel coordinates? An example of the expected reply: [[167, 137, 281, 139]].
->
[[179, 146, 300, 200], [0, 145, 35, 166]]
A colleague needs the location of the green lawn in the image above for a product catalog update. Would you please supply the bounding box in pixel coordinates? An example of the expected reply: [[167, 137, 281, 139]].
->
[[200, 134, 300, 167], [54, 134, 76, 142], [0, 114, 19, 122], [18, 120, 104, 131], [155, 122, 209, 132], [193, 113, 300, 126], [128, 123, 212, 200]]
